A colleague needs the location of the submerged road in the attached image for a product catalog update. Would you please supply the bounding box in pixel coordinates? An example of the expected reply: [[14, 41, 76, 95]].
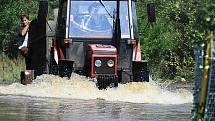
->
[[0, 74, 193, 121]]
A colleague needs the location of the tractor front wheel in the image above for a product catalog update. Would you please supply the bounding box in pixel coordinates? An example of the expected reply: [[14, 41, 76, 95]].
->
[[96, 75, 118, 90]]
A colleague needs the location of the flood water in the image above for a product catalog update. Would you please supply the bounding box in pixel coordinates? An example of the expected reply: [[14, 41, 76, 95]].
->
[[0, 74, 193, 121]]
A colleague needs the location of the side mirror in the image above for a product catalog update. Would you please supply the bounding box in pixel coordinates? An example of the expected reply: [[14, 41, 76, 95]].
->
[[147, 2, 156, 23]]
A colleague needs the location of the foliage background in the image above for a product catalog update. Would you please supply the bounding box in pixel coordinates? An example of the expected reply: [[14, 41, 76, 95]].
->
[[137, 0, 215, 81], [0, 0, 214, 81]]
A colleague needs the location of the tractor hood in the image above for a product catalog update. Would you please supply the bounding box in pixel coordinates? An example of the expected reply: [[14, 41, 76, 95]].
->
[[88, 44, 117, 55]]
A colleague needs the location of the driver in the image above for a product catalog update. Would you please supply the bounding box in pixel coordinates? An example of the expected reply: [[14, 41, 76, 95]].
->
[[84, 2, 112, 31]]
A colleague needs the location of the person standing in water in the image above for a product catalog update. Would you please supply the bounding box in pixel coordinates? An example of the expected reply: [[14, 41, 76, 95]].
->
[[18, 14, 31, 69]]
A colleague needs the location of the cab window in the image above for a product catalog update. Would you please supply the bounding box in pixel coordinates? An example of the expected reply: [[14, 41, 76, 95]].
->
[[68, 1, 130, 39]]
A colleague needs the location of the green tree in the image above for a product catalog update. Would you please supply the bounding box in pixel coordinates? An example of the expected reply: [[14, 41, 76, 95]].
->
[[0, 0, 38, 57], [136, 0, 214, 80]]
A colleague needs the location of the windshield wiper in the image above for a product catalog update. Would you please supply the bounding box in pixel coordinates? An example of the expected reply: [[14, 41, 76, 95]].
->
[[99, 0, 114, 20]]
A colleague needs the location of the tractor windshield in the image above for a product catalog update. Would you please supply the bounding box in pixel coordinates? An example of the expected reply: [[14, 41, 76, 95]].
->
[[68, 1, 130, 39]]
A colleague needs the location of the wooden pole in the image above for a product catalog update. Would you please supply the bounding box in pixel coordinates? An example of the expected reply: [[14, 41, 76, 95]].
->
[[197, 31, 213, 121]]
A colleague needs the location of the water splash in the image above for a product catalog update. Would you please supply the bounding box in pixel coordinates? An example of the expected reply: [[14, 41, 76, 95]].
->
[[0, 73, 192, 104]]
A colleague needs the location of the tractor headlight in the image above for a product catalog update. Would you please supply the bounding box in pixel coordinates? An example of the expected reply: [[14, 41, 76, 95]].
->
[[107, 59, 114, 67], [95, 60, 102, 67]]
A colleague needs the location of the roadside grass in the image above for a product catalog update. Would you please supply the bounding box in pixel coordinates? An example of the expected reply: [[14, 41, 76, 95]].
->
[[0, 54, 25, 82]]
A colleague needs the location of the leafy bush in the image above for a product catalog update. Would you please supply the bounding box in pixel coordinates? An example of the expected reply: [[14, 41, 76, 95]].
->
[[136, 0, 214, 81]]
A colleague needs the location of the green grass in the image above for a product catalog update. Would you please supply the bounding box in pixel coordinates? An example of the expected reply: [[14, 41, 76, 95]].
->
[[0, 54, 25, 82]]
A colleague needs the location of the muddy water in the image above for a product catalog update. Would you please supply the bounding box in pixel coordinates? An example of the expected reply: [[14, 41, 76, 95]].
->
[[0, 73, 193, 121]]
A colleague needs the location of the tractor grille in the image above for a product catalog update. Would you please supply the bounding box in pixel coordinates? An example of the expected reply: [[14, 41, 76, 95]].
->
[[94, 57, 115, 75]]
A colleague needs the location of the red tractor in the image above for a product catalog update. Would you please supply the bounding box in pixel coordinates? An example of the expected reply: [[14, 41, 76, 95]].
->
[[22, 0, 156, 89]]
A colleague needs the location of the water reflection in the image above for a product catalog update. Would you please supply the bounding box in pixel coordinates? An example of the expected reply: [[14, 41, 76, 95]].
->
[[0, 95, 191, 121]]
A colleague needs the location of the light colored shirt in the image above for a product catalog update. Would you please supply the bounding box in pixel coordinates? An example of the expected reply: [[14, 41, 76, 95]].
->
[[18, 32, 28, 49]]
